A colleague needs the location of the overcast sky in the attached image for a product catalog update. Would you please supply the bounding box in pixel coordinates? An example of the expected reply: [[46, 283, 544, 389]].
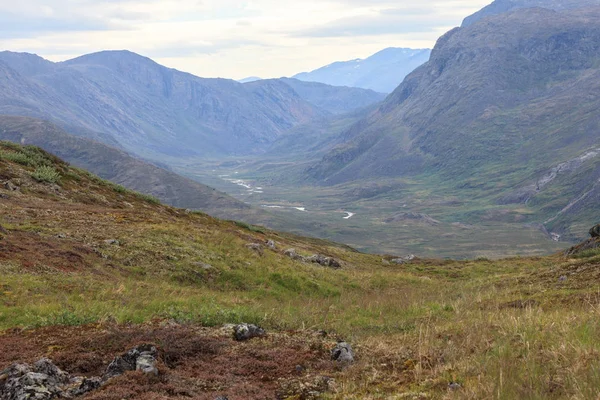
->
[[0, 0, 492, 79]]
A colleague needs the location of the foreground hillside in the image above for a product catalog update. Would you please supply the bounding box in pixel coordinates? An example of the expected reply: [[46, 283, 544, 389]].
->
[[2, 143, 600, 398]]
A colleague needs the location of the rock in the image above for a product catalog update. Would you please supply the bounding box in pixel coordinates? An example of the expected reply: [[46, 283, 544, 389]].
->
[[56, 233, 66, 239], [284, 248, 305, 261], [104, 344, 158, 380], [391, 255, 416, 264], [136, 354, 158, 376], [0, 359, 71, 400], [233, 324, 266, 341], [590, 224, 600, 238], [307, 254, 341, 269], [331, 342, 354, 364], [559, 275, 568, 282], [104, 239, 120, 246], [245, 243, 263, 255], [192, 262, 213, 271], [214, 396, 229, 400], [67, 377, 102, 397], [3, 181, 19, 191], [266, 239, 277, 250], [448, 382, 462, 390]]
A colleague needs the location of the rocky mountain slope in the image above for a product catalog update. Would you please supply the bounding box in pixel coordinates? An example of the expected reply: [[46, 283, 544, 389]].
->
[[0, 51, 386, 162], [306, 6, 600, 239], [293, 48, 431, 93], [2, 142, 600, 398]]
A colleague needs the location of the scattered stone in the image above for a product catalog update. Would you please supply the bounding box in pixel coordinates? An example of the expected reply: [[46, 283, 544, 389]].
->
[[284, 248, 305, 261], [331, 342, 354, 364], [104, 344, 158, 380], [0, 193, 9, 199], [448, 382, 462, 391], [266, 239, 277, 250], [391, 255, 416, 264], [214, 396, 229, 400], [103, 239, 120, 246], [559, 275, 568, 282], [306, 254, 341, 269], [56, 233, 67, 239], [233, 324, 266, 341], [245, 243, 263, 255], [3, 181, 19, 191], [68, 377, 102, 397], [590, 224, 600, 238], [277, 375, 335, 399]]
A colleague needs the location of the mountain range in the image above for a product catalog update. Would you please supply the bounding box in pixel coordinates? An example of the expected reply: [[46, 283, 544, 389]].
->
[[292, 48, 432, 93], [0, 50, 386, 162]]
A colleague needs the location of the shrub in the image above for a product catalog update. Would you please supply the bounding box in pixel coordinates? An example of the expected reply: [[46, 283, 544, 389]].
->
[[31, 166, 61, 184]]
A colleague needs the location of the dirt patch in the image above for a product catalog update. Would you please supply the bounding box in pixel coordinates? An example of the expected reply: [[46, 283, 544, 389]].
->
[[0, 324, 338, 399], [0, 231, 100, 272]]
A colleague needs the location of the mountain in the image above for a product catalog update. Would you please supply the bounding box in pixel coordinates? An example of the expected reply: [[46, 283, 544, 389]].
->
[[270, 78, 386, 115], [463, 0, 600, 26], [0, 50, 387, 161], [0, 115, 259, 220], [238, 76, 262, 83], [0, 50, 325, 160], [306, 6, 600, 240], [292, 48, 431, 93]]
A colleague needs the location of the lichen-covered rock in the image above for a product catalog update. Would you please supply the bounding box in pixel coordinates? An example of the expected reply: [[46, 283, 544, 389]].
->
[[104, 344, 158, 380], [284, 249, 305, 261], [306, 255, 341, 269], [233, 324, 266, 341], [590, 224, 600, 238], [331, 342, 354, 364], [0, 359, 71, 400]]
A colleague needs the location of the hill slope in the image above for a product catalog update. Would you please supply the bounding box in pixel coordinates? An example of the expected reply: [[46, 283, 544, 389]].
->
[[306, 6, 600, 239], [2, 142, 600, 398], [0, 115, 258, 220], [293, 48, 431, 93]]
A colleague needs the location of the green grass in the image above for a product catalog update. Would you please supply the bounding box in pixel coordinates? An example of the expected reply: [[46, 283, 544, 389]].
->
[[31, 166, 61, 184]]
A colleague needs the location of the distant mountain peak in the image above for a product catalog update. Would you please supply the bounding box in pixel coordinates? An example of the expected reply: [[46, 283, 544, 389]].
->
[[292, 47, 431, 93]]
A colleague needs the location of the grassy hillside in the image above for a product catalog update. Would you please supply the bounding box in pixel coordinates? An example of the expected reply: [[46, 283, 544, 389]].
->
[[2, 143, 600, 398]]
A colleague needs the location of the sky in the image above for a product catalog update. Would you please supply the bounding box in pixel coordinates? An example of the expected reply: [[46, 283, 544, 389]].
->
[[0, 0, 492, 79]]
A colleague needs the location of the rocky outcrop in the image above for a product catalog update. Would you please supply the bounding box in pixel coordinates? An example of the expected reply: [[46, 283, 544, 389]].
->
[[565, 224, 600, 256], [590, 224, 600, 238], [0, 345, 159, 400]]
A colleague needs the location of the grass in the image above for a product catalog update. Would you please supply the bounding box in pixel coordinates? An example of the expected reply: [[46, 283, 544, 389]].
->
[[3, 142, 600, 398]]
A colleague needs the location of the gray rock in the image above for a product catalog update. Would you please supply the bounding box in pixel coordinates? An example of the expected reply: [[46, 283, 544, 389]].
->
[[104, 344, 158, 380], [590, 224, 600, 238], [448, 382, 462, 390], [307, 254, 341, 269], [56, 233, 66, 239], [391, 255, 416, 265], [0, 360, 71, 400], [233, 324, 266, 341], [67, 377, 102, 397], [284, 248, 305, 261], [266, 240, 277, 250], [331, 342, 354, 364], [192, 262, 213, 271], [3, 181, 19, 191], [245, 243, 263, 255], [103, 239, 120, 246], [136, 354, 158, 376]]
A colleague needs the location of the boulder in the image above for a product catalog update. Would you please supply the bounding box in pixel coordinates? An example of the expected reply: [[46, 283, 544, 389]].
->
[[331, 342, 354, 364], [233, 324, 266, 341], [590, 224, 600, 238], [284, 249, 305, 261], [245, 243, 263, 255], [104, 344, 158, 380], [266, 240, 277, 250], [307, 255, 341, 269]]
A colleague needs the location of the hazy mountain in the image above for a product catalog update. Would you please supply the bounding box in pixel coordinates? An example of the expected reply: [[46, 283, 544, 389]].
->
[[238, 76, 262, 83], [270, 78, 386, 115], [0, 51, 325, 160], [292, 48, 431, 93], [463, 0, 600, 26], [0, 115, 259, 220], [307, 6, 600, 239]]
